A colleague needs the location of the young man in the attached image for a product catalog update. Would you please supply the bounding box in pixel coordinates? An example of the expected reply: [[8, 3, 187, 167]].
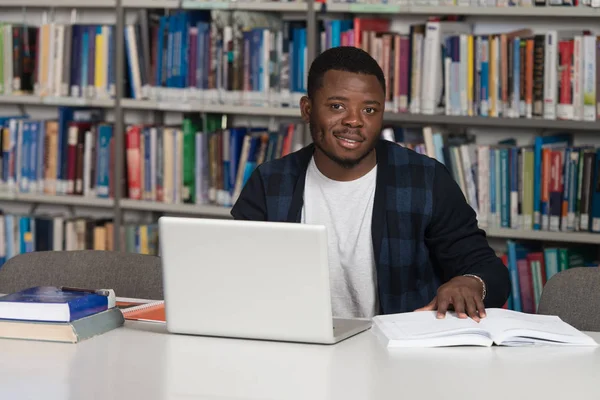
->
[[231, 46, 511, 321]]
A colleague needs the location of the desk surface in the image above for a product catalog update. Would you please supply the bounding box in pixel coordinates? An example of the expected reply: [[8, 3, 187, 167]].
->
[[1, 322, 599, 400]]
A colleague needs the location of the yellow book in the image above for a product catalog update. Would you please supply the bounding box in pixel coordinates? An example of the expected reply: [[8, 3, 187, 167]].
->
[[95, 28, 105, 97], [93, 226, 106, 250], [139, 225, 149, 255], [467, 34, 474, 116]]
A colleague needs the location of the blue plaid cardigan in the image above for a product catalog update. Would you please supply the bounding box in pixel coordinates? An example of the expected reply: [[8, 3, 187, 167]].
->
[[231, 139, 511, 315]]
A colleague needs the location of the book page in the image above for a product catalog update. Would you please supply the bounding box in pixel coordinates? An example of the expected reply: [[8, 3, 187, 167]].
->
[[374, 310, 488, 340], [479, 309, 597, 345]]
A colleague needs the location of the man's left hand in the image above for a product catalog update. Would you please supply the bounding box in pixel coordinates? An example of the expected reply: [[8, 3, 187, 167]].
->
[[415, 276, 486, 322]]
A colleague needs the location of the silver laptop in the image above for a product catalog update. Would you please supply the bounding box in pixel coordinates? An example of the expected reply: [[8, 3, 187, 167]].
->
[[158, 216, 372, 344]]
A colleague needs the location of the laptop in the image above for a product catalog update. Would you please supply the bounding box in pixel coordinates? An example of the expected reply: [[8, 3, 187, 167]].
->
[[158, 216, 372, 344]]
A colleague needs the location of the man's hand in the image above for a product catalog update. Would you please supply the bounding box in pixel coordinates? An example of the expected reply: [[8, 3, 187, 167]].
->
[[415, 276, 486, 322]]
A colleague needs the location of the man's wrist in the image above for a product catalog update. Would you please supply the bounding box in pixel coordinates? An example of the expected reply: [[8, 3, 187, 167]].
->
[[463, 274, 486, 301]]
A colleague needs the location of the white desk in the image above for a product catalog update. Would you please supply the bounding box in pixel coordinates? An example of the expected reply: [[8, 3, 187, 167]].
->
[[0, 322, 599, 400]]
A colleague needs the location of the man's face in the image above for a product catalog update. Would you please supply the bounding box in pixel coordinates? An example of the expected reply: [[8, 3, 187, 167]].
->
[[301, 70, 385, 169]]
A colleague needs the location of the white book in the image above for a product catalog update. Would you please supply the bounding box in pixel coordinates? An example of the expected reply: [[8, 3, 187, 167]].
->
[[409, 31, 423, 114], [422, 127, 436, 159], [582, 34, 596, 121], [543, 31, 558, 120], [83, 130, 93, 197], [126, 25, 143, 100], [477, 145, 489, 229], [460, 34, 468, 116], [572, 36, 583, 121], [150, 127, 157, 202], [47, 23, 56, 96], [54, 25, 65, 97], [460, 144, 479, 217], [53, 217, 64, 251], [372, 308, 598, 348]]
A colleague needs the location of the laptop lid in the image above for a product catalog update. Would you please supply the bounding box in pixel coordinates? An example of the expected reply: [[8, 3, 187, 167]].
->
[[158, 217, 336, 342]]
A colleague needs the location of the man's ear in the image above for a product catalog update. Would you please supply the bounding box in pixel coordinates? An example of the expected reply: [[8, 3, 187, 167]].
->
[[300, 96, 311, 124]]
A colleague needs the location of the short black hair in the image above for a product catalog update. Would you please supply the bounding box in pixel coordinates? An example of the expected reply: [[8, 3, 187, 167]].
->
[[306, 46, 386, 99]]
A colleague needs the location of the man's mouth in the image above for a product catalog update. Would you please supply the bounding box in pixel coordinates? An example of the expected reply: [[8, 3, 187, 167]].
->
[[333, 133, 364, 149]]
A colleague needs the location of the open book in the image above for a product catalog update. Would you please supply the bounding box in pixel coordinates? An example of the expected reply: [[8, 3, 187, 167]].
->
[[372, 308, 598, 347]]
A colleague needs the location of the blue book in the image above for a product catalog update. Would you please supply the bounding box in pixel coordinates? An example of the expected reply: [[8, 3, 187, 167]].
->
[[506, 241, 522, 312], [533, 134, 572, 230], [0, 286, 113, 323]]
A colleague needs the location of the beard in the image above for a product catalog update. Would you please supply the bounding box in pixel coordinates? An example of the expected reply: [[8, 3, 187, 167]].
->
[[309, 120, 378, 169]]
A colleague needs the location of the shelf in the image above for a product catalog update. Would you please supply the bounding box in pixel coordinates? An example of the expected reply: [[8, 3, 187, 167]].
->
[[323, 2, 600, 17], [0, 95, 115, 108], [0, 0, 116, 7], [485, 228, 600, 244], [120, 199, 233, 217], [123, 0, 311, 10], [0, 193, 115, 208], [383, 113, 600, 131], [121, 99, 302, 117], [3, 94, 598, 130]]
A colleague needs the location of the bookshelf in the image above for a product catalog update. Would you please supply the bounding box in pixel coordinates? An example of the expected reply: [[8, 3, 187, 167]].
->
[[324, 3, 600, 17], [0, 0, 599, 258]]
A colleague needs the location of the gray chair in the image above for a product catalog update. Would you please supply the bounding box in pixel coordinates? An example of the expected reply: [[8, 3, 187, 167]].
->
[[0, 250, 163, 300], [537, 267, 600, 332]]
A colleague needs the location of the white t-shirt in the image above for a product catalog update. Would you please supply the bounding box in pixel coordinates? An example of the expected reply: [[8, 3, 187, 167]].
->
[[300, 156, 379, 319]]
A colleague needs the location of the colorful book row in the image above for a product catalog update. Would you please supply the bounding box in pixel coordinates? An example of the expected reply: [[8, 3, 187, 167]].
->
[[385, 127, 600, 233], [321, 19, 600, 121], [0, 214, 159, 266], [124, 114, 306, 207], [0, 109, 113, 198], [499, 240, 598, 314]]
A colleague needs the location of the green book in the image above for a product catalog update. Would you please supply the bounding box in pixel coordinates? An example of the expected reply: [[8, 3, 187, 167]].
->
[[182, 116, 202, 203]]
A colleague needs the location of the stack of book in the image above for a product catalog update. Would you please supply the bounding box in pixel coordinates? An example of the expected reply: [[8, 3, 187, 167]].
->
[[0, 286, 124, 343]]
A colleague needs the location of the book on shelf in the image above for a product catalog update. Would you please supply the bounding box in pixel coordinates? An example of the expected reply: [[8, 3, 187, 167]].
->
[[371, 308, 598, 348]]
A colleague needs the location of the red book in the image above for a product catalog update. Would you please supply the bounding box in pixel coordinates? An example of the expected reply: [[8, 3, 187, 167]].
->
[[66, 122, 92, 195], [126, 125, 142, 200], [518, 258, 536, 314], [353, 17, 390, 50], [558, 39, 573, 120]]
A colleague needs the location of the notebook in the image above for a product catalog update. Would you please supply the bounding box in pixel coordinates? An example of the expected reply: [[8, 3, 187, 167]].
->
[[121, 301, 165, 323], [372, 308, 598, 347]]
